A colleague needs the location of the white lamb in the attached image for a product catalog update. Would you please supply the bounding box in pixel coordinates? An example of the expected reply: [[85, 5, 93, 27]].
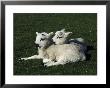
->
[[52, 28, 72, 45], [21, 32, 85, 67], [52, 28, 87, 53]]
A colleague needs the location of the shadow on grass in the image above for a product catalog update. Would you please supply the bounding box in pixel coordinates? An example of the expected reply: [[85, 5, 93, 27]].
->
[[86, 45, 95, 61]]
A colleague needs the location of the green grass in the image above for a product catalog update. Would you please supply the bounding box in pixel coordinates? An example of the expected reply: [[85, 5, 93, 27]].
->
[[14, 13, 97, 75]]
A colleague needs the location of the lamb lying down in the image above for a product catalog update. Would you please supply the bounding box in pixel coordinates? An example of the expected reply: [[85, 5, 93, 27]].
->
[[52, 28, 87, 53], [21, 32, 85, 67]]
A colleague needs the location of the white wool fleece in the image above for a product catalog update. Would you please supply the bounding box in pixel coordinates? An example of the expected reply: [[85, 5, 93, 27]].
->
[[38, 44, 81, 63]]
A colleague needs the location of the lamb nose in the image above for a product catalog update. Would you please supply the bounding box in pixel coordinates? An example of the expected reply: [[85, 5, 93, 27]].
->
[[35, 44, 39, 48], [53, 41, 56, 44]]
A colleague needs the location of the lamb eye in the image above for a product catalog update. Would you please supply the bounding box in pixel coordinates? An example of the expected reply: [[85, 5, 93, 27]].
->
[[42, 34, 46, 36], [57, 36, 63, 39], [40, 38, 45, 41]]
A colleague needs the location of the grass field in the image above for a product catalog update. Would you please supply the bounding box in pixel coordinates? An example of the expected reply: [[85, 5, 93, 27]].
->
[[14, 13, 97, 75]]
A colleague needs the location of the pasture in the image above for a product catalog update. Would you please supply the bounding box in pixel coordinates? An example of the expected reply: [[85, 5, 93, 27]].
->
[[14, 13, 97, 75]]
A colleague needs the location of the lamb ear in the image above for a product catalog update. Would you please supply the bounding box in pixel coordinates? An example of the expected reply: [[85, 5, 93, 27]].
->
[[48, 32, 54, 38], [49, 32, 54, 35], [61, 28, 65, 32], [36, 32, 39, 35], [65, 32, 72, 37]]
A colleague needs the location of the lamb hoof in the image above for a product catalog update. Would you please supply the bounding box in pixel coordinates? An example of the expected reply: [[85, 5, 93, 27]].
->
[[44, 63, 51, 67], [21, 58, 28, 60]]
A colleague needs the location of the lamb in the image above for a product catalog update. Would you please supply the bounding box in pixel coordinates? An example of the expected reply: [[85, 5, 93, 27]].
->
[[21, 32, 85, 67], [52, 28, 87, 53], [52, 28, 72, 45]]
